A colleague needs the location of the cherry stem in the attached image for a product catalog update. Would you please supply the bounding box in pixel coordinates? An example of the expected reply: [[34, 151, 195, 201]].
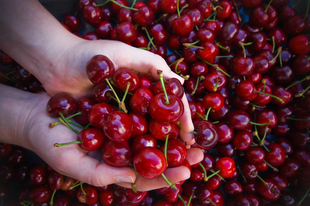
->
[[205, 107, 212, 121], [164, 135, 169, 167], [271, 36, 275, 53], [157, 70, 170, 104], [305, 0, 310, 20], [183, 40, 200, 47], [204, 12, 217, 22], [239, 42, 247, 58], [259, 125, 269, 146], [161, 173, 177, 191], [191, 76, 203, 95], [58, 113, 80, 134], [105, 78, 121, 103], [69, 181, 86, 195], [252, 172, 267, 185], [213, 5, 223, 11], [307, 56, 310, 61], [54, 141, 81, 147], [297, 187, 310, 206], [216, 55, 234, 58], [121, 82, 130, 102], [131, 0, 137, 8], [180, 3, 189, 14], [292, 0, 301, 9], [295, 85, 310, 97], [177, 194, 187, 206], [250, 121, 270, 126], [232, 0, 241, 21], [270, 47, 282, 66], [254, 90, 284, 103], [0, 72, 16, 83], [199, 163, 208, 181], [210, 169, 226, 182], [176, 0, 180, 18], [264, 0, 274, 13], [287, 117, 310, 121], [237, 166, 247, 183], [142, 27, 157, 51], [187, 191, 193, 206], [285, 75, 310, 90], [173, 58, 185, 74], [49, 111, 82, 128], [80, 182, 86, 196], [155, 14, 168, 23], [183, 44, 204, 49], [97, 0, 138, 11], [49, 189, 57, 206], [209, 198, 217, 206], [263, 160, 278, 172], [201, 59, 231, 77]]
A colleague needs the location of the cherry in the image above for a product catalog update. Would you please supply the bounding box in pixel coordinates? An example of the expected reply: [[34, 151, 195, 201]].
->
[[95, 21, 113, 39], [215, 157, 236, 178], [103, 110, 132, 142], [233, 56, 255, 76], [149, 119, 180, 141], [112, 68, 140, 93], [129, 87, 154, 115], [215, 121, 234, 144], [15, 165, 29, 182], [77, 185, 98, 204], [159, 138, 187, 167], [216, 0, 232, 20], [0, 164, 14, 183], [235, 80, 257, 101], [29, 165, 47, 186], [88, 102, 117, 129], [172, 14, 194, 37], [255, 178, 280, 201], [197, 183, 214, 205], [102, 139, 132, 167], [292, 54, 310, 75], [149, 92, 184, 124], [203, 72, 226, 92], [202, 92, 225, 112], [245, 146, 265, 164], [73, 96, 95, 125], [0, 143, 12, 158], [196, 41, 219, 64], [86, 54, 115, 85], [227, 110, 251, 130], [288, 34, 310, 55], [133, 147, 167, 179], [92, 82, 114, 103], [249, 6, 269, 28], [129, 112, 148, 137], [153, 78, 184, 99], [46, 92, 77, 118], [64, 14, 81, 32], [82, 31, 99, 40], [125, 188, 147, 205], [193, 119, 219, 149], [115, 21, 137, 43], [265, 143, 286, 167], [117, 8, 132, 23], [241, 0, 262, 8], [149, 23, 169, 45], [132, 134, 157, 156], [271, 86, 292, 106], [233, 131, 253, 151], [216, 142, 237, 158], [162, 185, 182, 203], [218, 21, 239, 45], [83, 5, 102, 25], [224, 179, 243, 196]]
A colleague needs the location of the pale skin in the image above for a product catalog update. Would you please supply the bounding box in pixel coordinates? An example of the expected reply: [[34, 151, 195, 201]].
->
[[0, 0, 203, 191]]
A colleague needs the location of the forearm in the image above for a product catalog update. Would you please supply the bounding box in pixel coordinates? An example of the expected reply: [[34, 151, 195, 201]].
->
[[0, 0, 80, 83], [0, 83, 38, 149]]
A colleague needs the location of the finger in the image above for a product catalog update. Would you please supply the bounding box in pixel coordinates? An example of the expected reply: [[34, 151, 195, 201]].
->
[[186, 148, 204, 165]]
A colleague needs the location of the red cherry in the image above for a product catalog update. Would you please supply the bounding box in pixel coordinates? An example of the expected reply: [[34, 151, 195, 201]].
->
[[29, 185, 52, 204], [64, 14, 81, 32], [129, 87, 154, 115], [255, 178, 280, 201], [78, 128, 105, 151], [83, 5, 102, 25], [194, 119, 219, 149], [202, 92, 225, 111], [46, 92, 77, 118], [133, 147, 167, 179], [77, 185, 98, 204], [86, 54, 115, 85], [133, 5, 155, 27], [95, 21, 113, 39], [102, 139, 132, 167], [149, 93, 184, 124], [215, 157, 236, 178], [197, 41, 219, 64], [265, 143, 286, 167], [216, 1, 232, 20], [132, 134, 157, 156], [88, 102, 117, 129], [74, 96, 96, 125], [288, 34, 310, 55], [103, 110, 133, 142], [29, 165, 47, 186], [172, 14, 194, 37], [129, 112, 148, 137], [148, 119, 180, 140], [159, 139, 187, 167]]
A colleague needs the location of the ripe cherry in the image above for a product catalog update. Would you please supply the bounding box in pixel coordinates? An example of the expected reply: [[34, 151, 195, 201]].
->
[[215, 157, 236, 178], [102, 139, 132, 167], [46, 92, 77, 118]]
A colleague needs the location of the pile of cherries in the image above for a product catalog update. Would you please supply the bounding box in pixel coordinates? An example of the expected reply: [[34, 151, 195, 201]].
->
[[1, 0, 310, 205]]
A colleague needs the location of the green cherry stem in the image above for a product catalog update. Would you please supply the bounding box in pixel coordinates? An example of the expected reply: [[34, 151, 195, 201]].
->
[[105, 79, 121, 103], [199, 163, 208, 181], [176, 0, 180, 18], [237, 166, 247, 183], [97, 0, 138, 11], [205, 107, 212, 121], [210, 169, 226, 182], [164, 135, 169, 167], [264, 0, 274, 13], [285, 75, 310, 90], [297, 187, 310, 206], [254, 90, 284, 104], [49, 189, 57, 206], [292, 0, 302, 9], [54, 141, 81, 147], [304, 0, 310, 20], [295, 85, 310, 98], [199, 58, 231, 77], [161, 173, 177, 191], [271, 36, 275, 53], [131, 0, 137, 8], [263, 160, 278, 172], [157, 70, 170, 104], [58, 114, 79, 134], [192, 76, 204, 95], [49, 111, 82, 128], [142, 27, 157, 51]]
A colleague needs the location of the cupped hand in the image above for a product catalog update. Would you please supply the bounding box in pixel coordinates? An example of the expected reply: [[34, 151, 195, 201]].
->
[[40, 37, 195, 144], [25, 91, 203, 191]]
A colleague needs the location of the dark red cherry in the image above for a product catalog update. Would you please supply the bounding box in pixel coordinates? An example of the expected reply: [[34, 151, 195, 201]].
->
[[148, 119, 180, 140], [233, 131, 253, 151], [283, 15, 306, 36], [83, 5, 102, 25], [77, 185, 98, 205], [228, 110, 251, 130], [218, 21, 239, 45], [245, 147, 265, 164], [115, 22, 137, 43], [112, 68, 140, 93], [86, 54, 115, 85], [193, 119, 219, 149], [224, 179, 243, 196], [129, 112, 148, 137], [88, 102, 117, 129], [233, 57, 255, 76], [159, 139, 187, 167], [153, 78, 184, 99], [255, 178, 280, 201], [29, 165, 47, 186], [102, 139, 132, 167], [0, 143, 12, 158], [103, 110, 132, 142], [265, 143, 286, 167], [249, 6, 269, 28], [149, 93, 184, 124], [29, 185, 52, 204], [132, 134, 157, 156], [215, 157, 236, 178], [133, 5, 155, 27], [78, 128, 105, 151], [288, 34, 310, 55], [149, 23, 169, 45], [133, 147, 167, 179], [129, 87, 154, 115], [117, 8, 133, 23], [92, 82, 114, 103], [95, 21, 113, 39], [0, 164, 14, 183], [8, 146, 26, 165], [64, 14, 81, 32], [74, 96, 96, 125], [197, 183, 214, 205], [46, 92, 77, 118]]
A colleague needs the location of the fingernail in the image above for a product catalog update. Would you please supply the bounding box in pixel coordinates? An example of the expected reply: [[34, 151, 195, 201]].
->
[[116, 176, 134, 183]]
